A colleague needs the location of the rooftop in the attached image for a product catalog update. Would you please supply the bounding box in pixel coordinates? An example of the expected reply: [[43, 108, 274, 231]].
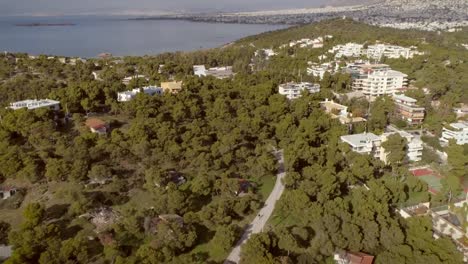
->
[[394, 94, 417, 103], [449, 122, 468, 130], [9, 99, 60, 110], [341, 133, 380, 146]]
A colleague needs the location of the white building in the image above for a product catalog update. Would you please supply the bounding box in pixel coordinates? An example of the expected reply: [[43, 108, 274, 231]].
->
[[381, 130, 423, 162], [193, 65, 233, 79], [348, 63, 408, 99], [440, 122, 468, 145], [122, 75, 148, 85], [307, 61, 340, 79], [329, 43, 364, 58], [255, 49, 277, 59], [9, 99, 60, 111], [288, 36, 328, 49], [193, 65, 207, 77], [341, 132, 382, 159], [341, 130, 423, 163], [320, 99, 366, 125], [117, 86, 163, 102], [366, 44, 423, 61], [278, 82, 320, 100]]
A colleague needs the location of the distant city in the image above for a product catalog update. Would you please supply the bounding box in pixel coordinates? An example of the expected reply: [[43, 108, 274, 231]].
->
[[133, 0, 468, 31]]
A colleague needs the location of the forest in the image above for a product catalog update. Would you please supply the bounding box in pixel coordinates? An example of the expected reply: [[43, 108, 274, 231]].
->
[[0, 19, 467, 263]]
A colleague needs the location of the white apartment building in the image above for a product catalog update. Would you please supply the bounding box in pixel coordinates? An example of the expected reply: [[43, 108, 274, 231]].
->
[[341, 130, 423, 163], [348, 63, 408, 99], [329, 43, 364, 58], [9, 99, 60, 111], [117, 86, 163, 102], [278, 82, 321, 100], [440, 122, 468, 145], [366, 44, 423, 61]]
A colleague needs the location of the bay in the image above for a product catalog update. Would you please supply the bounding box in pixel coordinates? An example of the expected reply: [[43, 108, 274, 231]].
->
[[0, 16, 286, 58]]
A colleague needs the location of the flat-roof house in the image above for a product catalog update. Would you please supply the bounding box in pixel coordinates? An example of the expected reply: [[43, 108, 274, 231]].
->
[[440, 122, 468, 145], [341, 130, 422, 163], [85, 118, 108, 135], [334, 251, 374, 264], [193, 65, 234, 79], [193, 65, 207, 77], [393, 94, 425, 125], [381, 130, 423, 162], [0, 187, 17, 200], [341, 133, 382, 159], [0, 245, 12, 261], [278, 82, 321, 100], [453, 104, 468, 119], [122, 75, 148, 85], [320, 99, 366, 124], [9, 99, 60, 111], [161, 81, 183, 94], [117, 86, 163, 102]]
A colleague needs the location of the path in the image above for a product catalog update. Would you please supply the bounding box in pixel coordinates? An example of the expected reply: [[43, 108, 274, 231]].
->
[[224, 150, 286, 264]]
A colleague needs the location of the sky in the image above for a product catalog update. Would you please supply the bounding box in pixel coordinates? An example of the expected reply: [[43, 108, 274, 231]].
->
[[0, 0, 372, 16]]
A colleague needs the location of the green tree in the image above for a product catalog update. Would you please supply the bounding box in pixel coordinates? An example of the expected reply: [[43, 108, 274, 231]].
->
[[381, 134, 407, 167]]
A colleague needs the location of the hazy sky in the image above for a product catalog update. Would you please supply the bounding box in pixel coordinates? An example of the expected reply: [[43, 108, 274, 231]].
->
[[0, 0, 370, 16]]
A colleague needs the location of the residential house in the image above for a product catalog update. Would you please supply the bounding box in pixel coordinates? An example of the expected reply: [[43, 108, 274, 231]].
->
[[9, 99, 60, 111], [341, 133, 382, 159], [365, 44, 423, 61], [381, 129, 423, 162], [440, 122, 468, 145], [347, 63, 408, 100], [329, 43, 364, 58], [341, 130, 423, 163], [307, 61, 340, 80], [393, 94, 425, 125], [278, 82, 321, 100], [193, 65, 207, 77], [117, 86, 163, 102], [0, 187, 17, 200], [206, 66, 234, 79], [334, 251, 375, 264], [320, 99, 366, 125], [85, 118, 108, 135], [90, 207, 118, 233], [161, 81, 183, 94], [122, 75, 148, 85], [92, 71, 102, 80], [255, 49, 277, 59], [0, 245, 12, 261], [453, 104, 468, 119], [288, 37, 326, 49], [398, 202, 468, 262]]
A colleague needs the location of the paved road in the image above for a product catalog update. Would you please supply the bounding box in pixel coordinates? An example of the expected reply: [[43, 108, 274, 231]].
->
[[224, 150, 286, 264]]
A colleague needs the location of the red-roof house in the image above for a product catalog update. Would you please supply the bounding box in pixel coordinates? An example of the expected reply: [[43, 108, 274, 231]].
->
[[85, 118, 108, 135], [334, 251, 374, 264]]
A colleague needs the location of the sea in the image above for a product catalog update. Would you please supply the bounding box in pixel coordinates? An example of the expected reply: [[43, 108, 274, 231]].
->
[[0, 16, 287, 58]]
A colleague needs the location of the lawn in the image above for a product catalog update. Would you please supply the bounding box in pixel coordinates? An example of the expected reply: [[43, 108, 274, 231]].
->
[[256, 175, 276, 202]]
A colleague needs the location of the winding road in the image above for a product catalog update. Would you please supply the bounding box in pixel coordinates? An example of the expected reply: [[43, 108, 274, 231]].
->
[[224, 150, 286, 264]]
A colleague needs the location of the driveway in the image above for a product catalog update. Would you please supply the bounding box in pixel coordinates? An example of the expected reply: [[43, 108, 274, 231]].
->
[[224, 150, 286, 264]]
